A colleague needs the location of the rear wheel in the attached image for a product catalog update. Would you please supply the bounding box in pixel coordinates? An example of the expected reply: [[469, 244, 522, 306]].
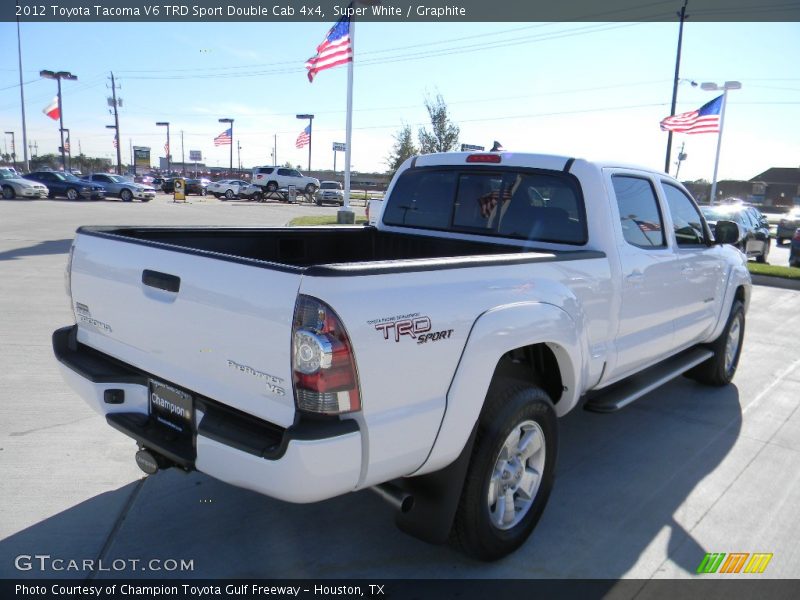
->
[[253, 192, 263, 202], [266, 181, 278, 193], [66, 188, 79, 201], [686, 299, 745, 386], [756, 241, 769, 263], [120, 189, 133, 202], [451, 380, 557, 561], [2, 185, 15, 199]]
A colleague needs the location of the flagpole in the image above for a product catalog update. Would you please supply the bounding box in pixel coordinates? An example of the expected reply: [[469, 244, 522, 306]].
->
[[339, 18, 355, 224], [704, 81, 740, 204]]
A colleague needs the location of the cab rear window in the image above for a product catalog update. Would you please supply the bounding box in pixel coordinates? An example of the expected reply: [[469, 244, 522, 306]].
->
[[382, 168, 587, 245]]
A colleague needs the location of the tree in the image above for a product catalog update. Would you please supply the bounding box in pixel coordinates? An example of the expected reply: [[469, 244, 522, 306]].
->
[[385, 123, 418, 176], [418, 93, 459, 154]]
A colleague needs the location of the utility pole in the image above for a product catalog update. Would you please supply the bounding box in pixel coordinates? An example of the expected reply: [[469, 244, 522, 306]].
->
[[665, 0, 689, 174], [181, 130, 185, 175], [237, 140, 242, 173], [674, 142, 687, 178], [108, 71, 122, 174]]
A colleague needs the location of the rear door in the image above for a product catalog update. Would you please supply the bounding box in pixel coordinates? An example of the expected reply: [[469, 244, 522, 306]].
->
[[70, 231, 302, 427]]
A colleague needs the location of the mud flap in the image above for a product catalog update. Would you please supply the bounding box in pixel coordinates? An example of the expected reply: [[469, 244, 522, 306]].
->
[[393, 422, 478, 545]]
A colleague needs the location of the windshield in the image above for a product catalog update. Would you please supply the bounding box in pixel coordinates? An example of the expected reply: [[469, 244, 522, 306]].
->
[[0, 170, 15, 180], [702, 208, 740, 222], [106, 175, 126, 183], [383, 167, 587, 245], [320, 182, 340, 190]]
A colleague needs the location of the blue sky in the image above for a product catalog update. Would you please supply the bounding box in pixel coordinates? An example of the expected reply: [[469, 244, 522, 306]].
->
[[0, 20, 798, 181]]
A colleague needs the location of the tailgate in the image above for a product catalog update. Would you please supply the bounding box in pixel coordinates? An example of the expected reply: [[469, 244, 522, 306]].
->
[[69, 231, 301, 428]]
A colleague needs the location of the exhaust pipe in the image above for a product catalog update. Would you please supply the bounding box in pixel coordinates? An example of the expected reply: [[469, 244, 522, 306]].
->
[[371, 483, 414, 513]]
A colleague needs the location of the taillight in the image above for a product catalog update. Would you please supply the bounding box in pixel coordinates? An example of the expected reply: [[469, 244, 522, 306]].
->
[[64, 241, 75, 312], [292, 295, 360, 415]]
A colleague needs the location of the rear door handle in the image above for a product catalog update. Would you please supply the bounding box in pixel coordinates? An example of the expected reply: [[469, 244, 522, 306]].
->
[[142, 269, 181, 293]]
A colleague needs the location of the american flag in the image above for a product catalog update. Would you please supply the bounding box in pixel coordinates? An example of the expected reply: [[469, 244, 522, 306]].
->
[[214, 128, 232, 146], [64, 136, 70, 153], [295, 126, 311, 149], [164, 142, 170, 156], [660, 95, 723, 134], [305, 14, 353, 82]]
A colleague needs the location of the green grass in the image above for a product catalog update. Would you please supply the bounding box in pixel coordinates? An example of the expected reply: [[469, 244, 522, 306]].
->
[[288, 215, 368, 227], [748, 262, 800, 280]]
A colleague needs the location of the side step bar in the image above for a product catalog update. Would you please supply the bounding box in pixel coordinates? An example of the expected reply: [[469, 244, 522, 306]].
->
[[584, 347, 714, 413]]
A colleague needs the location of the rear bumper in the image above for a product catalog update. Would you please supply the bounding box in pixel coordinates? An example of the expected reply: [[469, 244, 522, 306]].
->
[[52, 325, 362, 503]]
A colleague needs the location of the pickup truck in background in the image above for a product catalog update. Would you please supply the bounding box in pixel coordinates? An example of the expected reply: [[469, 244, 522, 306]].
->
[[53, 152, 750, 560]]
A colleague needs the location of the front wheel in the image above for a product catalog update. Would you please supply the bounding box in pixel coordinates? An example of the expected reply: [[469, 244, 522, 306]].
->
[[2, 185, 15, 199], [451, 380, 557, 561], [305, 183, 317, 194], [66, 188, 79, 201], [225, 189, 234, 199], [266, 181, 278, 193], [686, 299, 745, 386], [120, 189, 133, 202]]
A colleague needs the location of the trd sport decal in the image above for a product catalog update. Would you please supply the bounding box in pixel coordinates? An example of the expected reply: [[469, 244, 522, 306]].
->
[[368, 313, 454, 344]]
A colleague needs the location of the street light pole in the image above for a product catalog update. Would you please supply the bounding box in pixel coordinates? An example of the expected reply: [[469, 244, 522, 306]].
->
[[219, 118, 234, 175], [4, 131, 16, 170], [156, 122, 170, 174], [296, 114, 314, 172], [60, 128, 70, 170], [701, 80, 741, 204], [40, 70, 77, 171], [16, 8, 29, 172]]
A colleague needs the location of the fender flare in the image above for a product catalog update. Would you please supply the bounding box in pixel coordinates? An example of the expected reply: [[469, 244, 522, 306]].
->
[[706, 264, 751, 342], [414, 301, 584, 476]]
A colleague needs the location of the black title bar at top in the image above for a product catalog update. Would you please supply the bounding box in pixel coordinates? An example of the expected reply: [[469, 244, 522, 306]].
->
[[4, 0, 800, 22]]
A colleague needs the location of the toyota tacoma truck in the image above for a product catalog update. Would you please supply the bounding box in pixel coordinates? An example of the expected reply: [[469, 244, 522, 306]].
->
[[53, 152, 750, 560]]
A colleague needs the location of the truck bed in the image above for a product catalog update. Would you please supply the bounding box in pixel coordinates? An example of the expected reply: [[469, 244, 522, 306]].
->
[[77, 226, 602, 274]]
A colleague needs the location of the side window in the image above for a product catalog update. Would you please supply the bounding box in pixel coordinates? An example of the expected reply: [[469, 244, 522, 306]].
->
[[662, 183, 706, 246], [257, 168, 273, 175], [382, 170, 457, 229], [611, 176, 666, 248], [289, 170, 301, 178]]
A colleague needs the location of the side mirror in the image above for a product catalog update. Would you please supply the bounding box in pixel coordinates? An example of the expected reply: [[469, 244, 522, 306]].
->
[[713, 220, 742, 245]]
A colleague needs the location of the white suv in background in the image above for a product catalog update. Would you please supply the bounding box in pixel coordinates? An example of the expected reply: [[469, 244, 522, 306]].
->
[[252, 166, 319, 194]]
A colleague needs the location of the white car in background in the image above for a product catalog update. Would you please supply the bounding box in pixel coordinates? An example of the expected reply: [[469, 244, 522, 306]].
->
[[314, 180, 344, 205], [252, 166, 319, 194], [0, 168, 48, 199], [207, 179, 248, 199]]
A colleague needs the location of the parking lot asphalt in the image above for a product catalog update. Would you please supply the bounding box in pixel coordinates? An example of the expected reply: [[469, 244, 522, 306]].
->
[[1, 194, 799, 584]]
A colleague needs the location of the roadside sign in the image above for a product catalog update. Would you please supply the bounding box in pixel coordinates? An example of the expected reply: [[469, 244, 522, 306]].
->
[[460, 144, 485, 152], [287, 184, 296, 203], [332, 142, 347, 152], [173, 178, 186, 202], [189, 150, 202, 161]]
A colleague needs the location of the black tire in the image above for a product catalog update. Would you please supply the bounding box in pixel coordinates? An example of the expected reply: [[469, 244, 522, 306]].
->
[[213, 193, 220, 198], [253, 192, 263, 202], [315, 197, 323, 206], [685, 299, 745, 386], [225, 189, 234, 199], [756, 242, 769, 264], [120, 189, 133, 202], [305, 183, 317, 194], [66, 188, 79, 201], [2, 185, 15, 200], [266, 181, 278, 193], [140, 198, 151, 203], [451, 380, 557, 561]]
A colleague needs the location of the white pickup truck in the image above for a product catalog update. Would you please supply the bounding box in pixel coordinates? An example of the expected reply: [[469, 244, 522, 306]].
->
[[53, 152, 750, 560]]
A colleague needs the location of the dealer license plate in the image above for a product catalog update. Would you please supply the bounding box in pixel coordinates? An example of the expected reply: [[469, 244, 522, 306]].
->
[[149, 379, 193, 435]]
